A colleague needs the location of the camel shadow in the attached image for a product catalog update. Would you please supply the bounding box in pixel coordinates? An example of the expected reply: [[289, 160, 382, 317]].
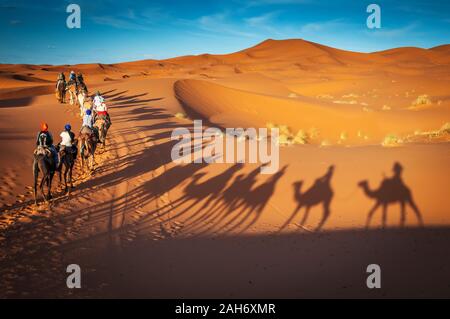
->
[[280, 165, 335, 232], [358, 162, 424, 229], [215, 165, 288, 234]]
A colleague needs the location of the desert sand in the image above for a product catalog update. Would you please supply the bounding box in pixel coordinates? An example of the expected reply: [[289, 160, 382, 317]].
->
[[0, 39, 449, 298]]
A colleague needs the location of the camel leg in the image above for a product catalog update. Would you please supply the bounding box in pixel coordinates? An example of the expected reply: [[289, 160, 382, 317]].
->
[[279, 204, 302, 231], [299, 206, 311, 227], [58, 164, 63, 184], [39, 174, 47, 203], [69, 164, 74, 189], [48, 172, 54, 200], [366, 202, 380, 229], [316, 202, 331, 231], [33, 163, 39, 205], [63, 165, 69, 193], [400, 201, 406, 227], [408, 198, 424, 227], [90, 155, 94, 172], [381, 204, 387, 229]]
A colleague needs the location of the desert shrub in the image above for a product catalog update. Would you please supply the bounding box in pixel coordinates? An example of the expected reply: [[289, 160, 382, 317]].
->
[[411, 94, 432, 108], [333, 100, 358, 105], [266, 122, 277, 130], [316, 94, 334, 99], [342, 93, 359, 98], [293, 130, 308, 144], [175, 112, 187, 119], [277, 134, 293, 146], [382, 134, 402, 147], [266, 123, 310, 146], [440, 122, 450, 134], [305, 127, 317, 138]]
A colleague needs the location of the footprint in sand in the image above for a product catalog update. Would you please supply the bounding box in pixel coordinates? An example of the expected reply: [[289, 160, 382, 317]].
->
[[0, 190, 13, 197]]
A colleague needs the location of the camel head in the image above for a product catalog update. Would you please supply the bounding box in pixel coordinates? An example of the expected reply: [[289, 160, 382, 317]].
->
[[357, 180, 368, 188]]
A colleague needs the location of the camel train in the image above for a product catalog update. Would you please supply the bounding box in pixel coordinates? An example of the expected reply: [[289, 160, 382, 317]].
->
[[33, 72, 110, 205], [37, 73, 425, 231]]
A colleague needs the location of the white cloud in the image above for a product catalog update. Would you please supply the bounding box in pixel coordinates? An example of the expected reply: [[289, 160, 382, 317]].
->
[[363, 23, 420, 38], [181, 12, 259, 38], [91, 16, 153, 31]]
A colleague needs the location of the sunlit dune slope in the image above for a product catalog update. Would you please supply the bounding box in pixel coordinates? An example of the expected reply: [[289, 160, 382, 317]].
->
[[174, 79, 449, 145]]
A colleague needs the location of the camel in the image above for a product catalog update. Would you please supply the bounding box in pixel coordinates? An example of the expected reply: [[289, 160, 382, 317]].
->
[[66, 82, 78, 106], [55, 79, 66, 103], [56, 142, 77, 194], [280, 165, 334, 231], [94, 117, 108, 149], [78, 130, 97, 174], [77, 90, 88, 117], [33, 145, 56, 205], [358, 162, 424, 228]]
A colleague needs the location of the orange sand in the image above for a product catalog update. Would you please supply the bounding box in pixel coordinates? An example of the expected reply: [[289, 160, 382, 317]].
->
[[0, 39, 449, 298]]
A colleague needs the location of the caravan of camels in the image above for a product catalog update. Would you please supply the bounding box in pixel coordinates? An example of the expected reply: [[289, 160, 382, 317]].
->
[[34, 71, 111, 205]]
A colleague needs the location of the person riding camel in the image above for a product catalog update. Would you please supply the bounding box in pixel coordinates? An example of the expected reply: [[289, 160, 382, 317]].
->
[[58, 124, 77, 164], [55, 73, 67, 103], [93, 91, 111, 129], [68, 70, 78, 92], [36, 122, 58, 171], [77, 72, 84, 84], [69, 70, 76, 82], [57, 72, 66, 83], [81, 109, 99, 142], [77, 72, 88, 92]]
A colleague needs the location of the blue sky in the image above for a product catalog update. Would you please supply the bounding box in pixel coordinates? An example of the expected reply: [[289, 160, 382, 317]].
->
[[0, 0, 449, 65]]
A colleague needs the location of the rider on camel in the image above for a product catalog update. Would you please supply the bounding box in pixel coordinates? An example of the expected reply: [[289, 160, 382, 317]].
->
[[36, 123, 58, 171], [68, 70, 78, 92], [58, 124, 77, 166], [93, 91, 111, 129], [81, 109, 99, 142], [77, 72, 88, 92], [57, 72, 66, 83]]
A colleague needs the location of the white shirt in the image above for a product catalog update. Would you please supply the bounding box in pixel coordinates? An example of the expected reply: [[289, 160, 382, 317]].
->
[[60, 131, 72, 147], [82, 114, 93, 128], [95, 102, 108, 112], [93, 96, 105, 108]]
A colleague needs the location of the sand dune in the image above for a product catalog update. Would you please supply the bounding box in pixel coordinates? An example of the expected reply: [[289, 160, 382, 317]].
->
[[0, 38, 449, 298], [175, 78, 449, 145]]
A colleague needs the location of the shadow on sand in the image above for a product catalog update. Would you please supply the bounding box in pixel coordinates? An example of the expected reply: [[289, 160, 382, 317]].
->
[[358, 162, 424, 228]]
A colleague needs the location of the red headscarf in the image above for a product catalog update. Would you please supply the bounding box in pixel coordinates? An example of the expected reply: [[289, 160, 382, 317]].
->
[[41, 122, 49, 132]]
